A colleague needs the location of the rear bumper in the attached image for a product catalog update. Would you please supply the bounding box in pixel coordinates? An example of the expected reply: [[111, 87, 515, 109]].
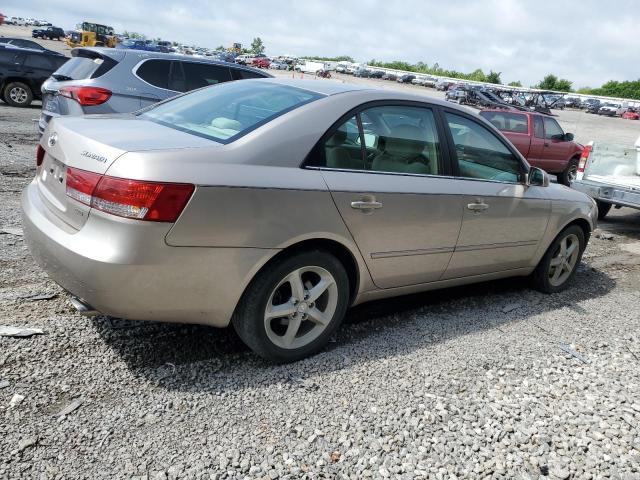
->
[[21, 181, 278, 327], [571, 179, 640, 210]]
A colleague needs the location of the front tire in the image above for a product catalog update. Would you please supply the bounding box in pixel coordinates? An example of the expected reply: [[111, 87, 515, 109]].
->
[[558, 158, 579, 186], [531, 225, 586, 293], [232, 250, 350, 363], [4, 82, 33, 107]]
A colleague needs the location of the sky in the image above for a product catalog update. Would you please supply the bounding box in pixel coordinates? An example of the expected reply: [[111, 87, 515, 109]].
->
[[4, 0, 639, 88]]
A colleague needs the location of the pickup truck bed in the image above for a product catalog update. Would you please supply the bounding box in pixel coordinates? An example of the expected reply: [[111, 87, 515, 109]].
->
[[571, 137, 640, 218]]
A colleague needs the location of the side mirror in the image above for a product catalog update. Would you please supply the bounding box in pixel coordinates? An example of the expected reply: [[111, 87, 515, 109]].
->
[[564, 132, 574, 141], [528, 167, 549, 187]]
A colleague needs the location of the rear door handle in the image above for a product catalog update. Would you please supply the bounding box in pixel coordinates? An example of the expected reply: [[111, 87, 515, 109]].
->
[[467, 201, 489, 212], [351, 200, 383, 210]]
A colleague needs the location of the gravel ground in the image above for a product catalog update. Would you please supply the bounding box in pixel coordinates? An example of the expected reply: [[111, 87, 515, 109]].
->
[[2, 31, 640, 480]]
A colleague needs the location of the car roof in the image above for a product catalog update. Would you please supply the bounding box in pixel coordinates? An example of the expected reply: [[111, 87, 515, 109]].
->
[[76, 47, 271, 75], [253, 78, 459, 108]]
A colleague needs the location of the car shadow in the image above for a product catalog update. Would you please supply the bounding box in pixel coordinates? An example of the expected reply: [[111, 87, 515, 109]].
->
[[0, 101, 42, 110], [92, 264, 616, 393]]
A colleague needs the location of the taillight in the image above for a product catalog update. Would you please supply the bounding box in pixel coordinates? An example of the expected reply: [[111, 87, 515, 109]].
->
[[65, 167, 194, 222], [578, 144, 592, 173], [59, 86, 112, 106], [36, 144, 45, 167]]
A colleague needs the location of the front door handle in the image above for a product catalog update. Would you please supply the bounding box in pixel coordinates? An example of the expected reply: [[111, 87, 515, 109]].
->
[[351, 200, 383, 210], [467, 201, 489, 212]]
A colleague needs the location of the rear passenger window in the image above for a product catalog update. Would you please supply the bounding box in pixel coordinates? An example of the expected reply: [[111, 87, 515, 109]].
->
[[137, 59, 170, 90], [319, 105, 441, 176], [24, 55, 55, 70], [231, 68, 266, 80], [446, 112, 522, 183], [480, 111, 528, 134], [182, 62, 232, 91]]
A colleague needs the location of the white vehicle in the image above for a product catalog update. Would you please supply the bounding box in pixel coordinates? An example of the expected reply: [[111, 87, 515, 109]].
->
[[598, 103, 624, 116], [346, 63, 361, 74], [13, 17, 27, 26], [571, 136, 640, 218], [295, 60, 326, 74], [335, 61, 352, 73]]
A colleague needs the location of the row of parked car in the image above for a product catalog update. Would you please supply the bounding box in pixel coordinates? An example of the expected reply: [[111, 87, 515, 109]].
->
[[2, 16, 51, 26]]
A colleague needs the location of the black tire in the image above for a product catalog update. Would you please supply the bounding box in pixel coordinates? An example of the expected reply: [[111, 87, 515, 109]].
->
[[596, 201, 612, 220], [232, 250, 350, 363], [531, 225, 586, 294], [3, 82, 33, 107], [558, 158, 579, 186]]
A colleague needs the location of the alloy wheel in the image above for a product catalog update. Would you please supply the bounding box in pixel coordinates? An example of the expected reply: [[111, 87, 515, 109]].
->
[[9, 86, 28, 104], [264, 266, 338, 349], [548, 233, 580, 287]]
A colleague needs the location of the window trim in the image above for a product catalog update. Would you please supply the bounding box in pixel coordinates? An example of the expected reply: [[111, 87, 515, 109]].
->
[[302, 99, 454, 177], [438, 106, 529, 185]]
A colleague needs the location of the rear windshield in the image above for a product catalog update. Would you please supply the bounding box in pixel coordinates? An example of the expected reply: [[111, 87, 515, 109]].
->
[[140, 80, 323, 143], [52, 52, 117, 80]]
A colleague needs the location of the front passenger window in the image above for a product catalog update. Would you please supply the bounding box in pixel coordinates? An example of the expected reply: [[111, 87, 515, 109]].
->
[[446, 113, 522, 183]]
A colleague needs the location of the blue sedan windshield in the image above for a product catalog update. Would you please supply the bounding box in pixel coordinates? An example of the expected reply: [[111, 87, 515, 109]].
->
[[140, 80, 323, 143]]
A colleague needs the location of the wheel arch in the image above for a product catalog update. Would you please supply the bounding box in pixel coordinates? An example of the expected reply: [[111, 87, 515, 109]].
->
[[257, 237, 362, 304]]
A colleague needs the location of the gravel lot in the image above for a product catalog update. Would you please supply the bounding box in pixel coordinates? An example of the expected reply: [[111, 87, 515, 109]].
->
[[2, 27, 640, 480]]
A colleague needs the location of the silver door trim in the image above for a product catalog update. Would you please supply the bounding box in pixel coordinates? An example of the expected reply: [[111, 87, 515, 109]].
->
[[371, 246, 454, 259], [454, 240, 539, 252]]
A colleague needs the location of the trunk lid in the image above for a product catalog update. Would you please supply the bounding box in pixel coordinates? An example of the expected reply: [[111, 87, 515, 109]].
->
[[38, 115, 217, 230]]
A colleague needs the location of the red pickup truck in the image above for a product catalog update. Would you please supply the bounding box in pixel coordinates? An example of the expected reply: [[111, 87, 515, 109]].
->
[[480, 109, 583, 185]]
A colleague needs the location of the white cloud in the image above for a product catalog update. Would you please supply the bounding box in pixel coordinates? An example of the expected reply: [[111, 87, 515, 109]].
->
[[5, 0, 639, 87]]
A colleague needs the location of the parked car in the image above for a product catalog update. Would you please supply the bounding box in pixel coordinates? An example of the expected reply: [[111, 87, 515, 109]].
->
[[571, 136, 640, 219], [381, 72, 397, 81], [436, 80, 454, 91], [0, 37, 62, 55], [0, 12, 5, 25], [368, 70, 385, 78], [563, 97, 581, 108], [269, 60, 288, 70], [621, 109, 639, 120], [38, 47, 271, 134], [354, 67, 371, 77], [584, 99, 601, 113], [445, 88, 466, 103], [0, 44, 68, 107], [24, 79, 596, 362], [397, 74, 415, 83], [117, 38, 155, 51], [479, 109, 583, 185], [251, 57, 270, 69], [597, 103, 623, 117], [32, 26, 65, 40]]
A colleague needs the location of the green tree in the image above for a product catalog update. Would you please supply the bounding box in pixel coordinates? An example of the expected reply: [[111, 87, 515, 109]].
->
[[535, 74, 572, 92], [508, 81, 523, 87], [486, 70, 502, 84], [250, 37, 265, 55]]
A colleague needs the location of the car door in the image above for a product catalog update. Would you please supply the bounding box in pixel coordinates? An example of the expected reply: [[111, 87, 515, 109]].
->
[[440, 110, 550, 279], [528, 115, 546, 167], [310, 103, 463, 289], [541, 116, 572, 173]]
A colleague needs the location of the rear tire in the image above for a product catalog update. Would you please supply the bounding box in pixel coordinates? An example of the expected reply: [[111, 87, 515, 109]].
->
[[596, 201, 612, 220], [232, 250, 350, 363], [558, 158, 579, 186], [4, 82, 33, 107], [531, 225, 586, 293]]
